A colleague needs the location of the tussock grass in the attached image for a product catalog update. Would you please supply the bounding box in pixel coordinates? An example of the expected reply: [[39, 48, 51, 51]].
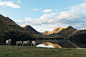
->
[[0, 45, 86, 57]]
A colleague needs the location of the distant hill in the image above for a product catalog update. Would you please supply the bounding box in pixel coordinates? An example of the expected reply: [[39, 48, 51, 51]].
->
[[42, 27, 66, 35], [0, 14, 25, 31], [0, 14, 36, 44], [0, 14, 52, 45], [1, 14, 86, 48], [55, 26, 76, 38], [67, 30, 86, 47], [42, 31, 50, 35], [23, 25, 41, 34]]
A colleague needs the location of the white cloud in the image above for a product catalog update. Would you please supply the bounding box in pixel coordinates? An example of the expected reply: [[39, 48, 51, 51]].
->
[[55, 3, 86, 21], [69, 3, 86, 13], [43, 9, 52, 12], [0, 0, 20, 9], [40, 13, 56, 20], [14, 20, 24, 24], [18, 0, 21, 3], [24, 13, 57, 29], [36, 27, 46, 32], [21, 3, 86, 32], [17, 0, 22, 4], [29, 13, 57, 25], [55, 11, 84, 20], [32, 9, 39, 11], [25, 17, 33, 21]]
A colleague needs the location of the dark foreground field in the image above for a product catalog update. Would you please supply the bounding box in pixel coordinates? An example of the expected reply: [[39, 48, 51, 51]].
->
[[0, 45, 86, 57]]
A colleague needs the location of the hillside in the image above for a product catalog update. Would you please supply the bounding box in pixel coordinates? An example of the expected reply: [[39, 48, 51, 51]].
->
[[0, 14, 54, 45], [0, 14, 36, 44], [55, 26, 76, 38], [0, 14, 48, 45], [1, 14, 86, 48], [42, 31, 50, 35], [0, 14, 25, 31], [68, 30, 86, 47], [42, 27, 66, 35], [23, 25, 41, 34]]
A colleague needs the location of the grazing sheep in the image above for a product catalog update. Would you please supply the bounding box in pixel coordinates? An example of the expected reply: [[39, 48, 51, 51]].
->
[[16, 41, 22, 46], [22, 40, 30, 46], [6, 39, 12, 45], [31, 41, 36, 46]]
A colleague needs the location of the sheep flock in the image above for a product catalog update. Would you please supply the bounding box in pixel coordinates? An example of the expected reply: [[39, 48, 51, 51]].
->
[[6, 39, 36, 46], [5, 39, 62, 48]]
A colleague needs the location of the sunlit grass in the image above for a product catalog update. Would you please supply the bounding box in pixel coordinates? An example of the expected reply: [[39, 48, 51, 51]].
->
[[0, 45, 86, 57]]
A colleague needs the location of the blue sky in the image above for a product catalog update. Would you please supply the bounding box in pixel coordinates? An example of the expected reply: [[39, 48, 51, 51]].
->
[[0, 0, 86, 32]]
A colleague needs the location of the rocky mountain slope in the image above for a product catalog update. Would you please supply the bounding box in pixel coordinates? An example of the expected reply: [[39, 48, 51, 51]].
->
[[0, 14, 55, 44], [1, 14, 86, 48], [23, 25, 41, 34], [42, 31, 50, 35], [68, 30, 86, 47], [55, 26, 76, 38], [42, 27, 66, 35], [0, 14, 35, 44], [0, 14, 47, 45], [42, 26, 76, 38], [0, 14, 25, 31]]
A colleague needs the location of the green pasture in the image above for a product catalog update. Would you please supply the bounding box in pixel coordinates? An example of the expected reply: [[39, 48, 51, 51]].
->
[[0, 45, 86, 57]]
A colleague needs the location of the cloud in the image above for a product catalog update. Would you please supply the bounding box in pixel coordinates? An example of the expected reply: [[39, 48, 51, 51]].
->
[[24, 13, 56, 25], [30, 13, 57, 25], [32, 9, 39, 11], [14, 20, 24, 24], [36, 27, 46, 32], [25, 17, 33, 21], [69, 3, 86, 13], [55, 11, 85, 20], [21, 3, 86, 32], [17, 0, 22, 4], [0, 0, 20, 9], [43, 9, 52, 12], [18, 0, 21, 3], [24, 11, 86, 31], [40, 13, 56, 20], [24, 10, 85, 31]]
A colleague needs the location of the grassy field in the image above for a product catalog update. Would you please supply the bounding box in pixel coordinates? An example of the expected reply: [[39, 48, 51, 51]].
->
[[0, 45, 86, 57]]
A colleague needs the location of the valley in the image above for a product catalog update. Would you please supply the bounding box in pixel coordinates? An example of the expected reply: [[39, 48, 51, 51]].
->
[[0, 14, 86, 48]]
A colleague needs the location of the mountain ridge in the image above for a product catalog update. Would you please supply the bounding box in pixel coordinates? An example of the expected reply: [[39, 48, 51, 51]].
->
[[42, 27, 66, 35], [23, 25, 41, 34], [1, 14, 86, 48]]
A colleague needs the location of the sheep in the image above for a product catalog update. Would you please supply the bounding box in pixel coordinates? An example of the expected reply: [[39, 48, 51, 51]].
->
[[22, 40, 30, 46], [6, 40, 9, 45], [6, 39, 12, 45], [31, 41, 36, 46], [16, 41, 22, 46]]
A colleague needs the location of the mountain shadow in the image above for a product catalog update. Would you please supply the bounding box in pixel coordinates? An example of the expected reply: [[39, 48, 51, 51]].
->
[[55, 26, 76, 38], [68, 30, 86, 48], [23, 25, 41, 34], [0, 14, 35, 45]]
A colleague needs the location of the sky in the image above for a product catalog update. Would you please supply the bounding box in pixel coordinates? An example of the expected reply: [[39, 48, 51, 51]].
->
[[0, 0, 86, 32]]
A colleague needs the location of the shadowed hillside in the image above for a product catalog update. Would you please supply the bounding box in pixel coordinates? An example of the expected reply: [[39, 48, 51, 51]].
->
[[23, 25, 41, 34], [0, 14, 25, 31], [1, 14, 86, 48], [68, 30, 86, 47], [0, 14, 54, 45], [0, 14, 35, 44], [55, 26, 76, 38]]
